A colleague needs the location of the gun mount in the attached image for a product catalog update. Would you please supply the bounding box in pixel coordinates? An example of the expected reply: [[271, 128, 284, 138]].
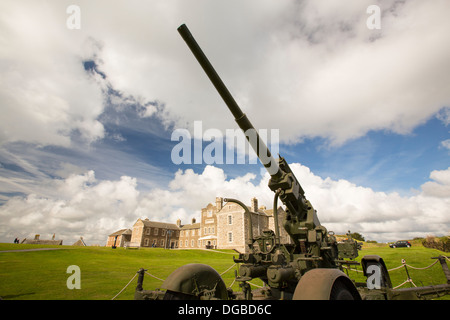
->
[[133, 24, 450, 300]]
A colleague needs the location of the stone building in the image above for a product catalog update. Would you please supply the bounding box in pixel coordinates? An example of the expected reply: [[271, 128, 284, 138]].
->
[[216, 197, 291, 253], [22, 234, 63, 245], [130, 219, 180, 248], [72, 237, 87, 246], [106, 229, 132, 247], [199, 197, 221, 248], [107, 196, 290, 253], [178, 218, 201, 249]]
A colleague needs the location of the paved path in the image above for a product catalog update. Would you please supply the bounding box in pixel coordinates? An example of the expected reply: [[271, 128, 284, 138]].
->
[[0, 248, 64, 253]]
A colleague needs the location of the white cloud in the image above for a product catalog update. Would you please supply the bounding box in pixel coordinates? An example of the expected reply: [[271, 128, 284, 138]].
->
[[0, 2, 106, 146], [1, 163, 448, 244], [91, 0, 450, 145], [441, 139, 450, 151], [290, 164, 450, 242], [437, 107, 450, 126], [420, 167, 450, 198], [0, 170, 140, 245], [0, 1, 448, 245], [2, 1, 449, 147]]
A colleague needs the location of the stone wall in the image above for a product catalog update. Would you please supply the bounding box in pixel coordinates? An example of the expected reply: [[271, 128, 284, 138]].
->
[[217, 202, 247, 253]]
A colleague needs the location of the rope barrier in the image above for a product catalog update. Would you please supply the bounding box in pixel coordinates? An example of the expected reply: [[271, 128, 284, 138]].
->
[[219, 263, 265, 289], [342, 266, 363, 273], [220, 263, 237, 275], [111, 273, 137, 300], [387, 264, 404, 272], [343, 257, 443, 273], [248, 281, 264, 288], [113, 255, 449, 298], [111, 269, 165, 300], [393, 278, 417, 289], [342, 256, 448, 290], [144, 271, 165, 282], [400, 259, 439, 271]]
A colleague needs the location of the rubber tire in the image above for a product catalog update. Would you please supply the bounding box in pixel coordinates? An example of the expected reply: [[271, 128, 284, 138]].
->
[[329, 281, 355, 300]]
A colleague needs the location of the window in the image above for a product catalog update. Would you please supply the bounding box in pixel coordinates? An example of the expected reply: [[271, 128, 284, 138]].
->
[[160, 239, 165, 247], [191, 239, 194, 247], [154, 228, 158, 235], [228, 232, 233, 242], [162, 229, 166, 236], [185, 240, 188, 247], [228, 215, 233, 225], [145, 228, 150, 235], [144, 239, 149, 246]]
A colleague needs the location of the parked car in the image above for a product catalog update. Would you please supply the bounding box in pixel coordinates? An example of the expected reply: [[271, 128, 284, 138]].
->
[[389, 240, 411, 248]]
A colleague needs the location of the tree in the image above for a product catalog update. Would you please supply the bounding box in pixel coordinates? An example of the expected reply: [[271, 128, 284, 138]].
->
[[350, 232, 365, 242]]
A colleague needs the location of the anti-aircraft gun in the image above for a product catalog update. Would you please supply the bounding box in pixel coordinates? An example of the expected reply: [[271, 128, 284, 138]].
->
[[134, 24, 450, 300], [174, 23, 361, 299]]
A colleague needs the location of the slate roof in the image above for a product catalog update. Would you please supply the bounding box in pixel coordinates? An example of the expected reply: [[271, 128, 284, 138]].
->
[[108, 228, 132, 237]]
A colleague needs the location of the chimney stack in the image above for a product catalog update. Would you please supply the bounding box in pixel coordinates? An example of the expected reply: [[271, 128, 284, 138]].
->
[[251, 197, 258, 212], [216, 197, 223, 211]]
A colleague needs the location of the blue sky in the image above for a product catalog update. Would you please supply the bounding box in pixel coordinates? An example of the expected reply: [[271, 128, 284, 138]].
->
[[0, 1, 449, 244], [292, 116, 450, 194]]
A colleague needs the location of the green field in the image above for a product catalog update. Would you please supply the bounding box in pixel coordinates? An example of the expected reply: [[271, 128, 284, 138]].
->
[[345, 244, 449, 300], [0, 243, 448, 300], [0, 244, 248, 300]]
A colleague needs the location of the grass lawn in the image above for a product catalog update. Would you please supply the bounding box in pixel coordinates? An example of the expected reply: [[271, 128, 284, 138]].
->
[[0, 243, 448, 300], [0, 244, 247, 300]]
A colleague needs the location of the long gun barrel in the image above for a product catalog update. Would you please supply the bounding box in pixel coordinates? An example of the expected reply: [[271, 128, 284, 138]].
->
[[177, 24, 281, 179], [177, 24, 320, 236]]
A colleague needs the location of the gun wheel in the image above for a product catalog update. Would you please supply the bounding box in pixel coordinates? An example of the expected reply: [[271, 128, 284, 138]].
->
[[293, 268, 361, 300], [329, 280, 355, 300], [163, 290, 199, 300], [160, 263, 228, 300]]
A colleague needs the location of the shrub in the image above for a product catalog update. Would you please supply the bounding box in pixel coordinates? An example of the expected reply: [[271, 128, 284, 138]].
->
[[422, 235, 450, 252]]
